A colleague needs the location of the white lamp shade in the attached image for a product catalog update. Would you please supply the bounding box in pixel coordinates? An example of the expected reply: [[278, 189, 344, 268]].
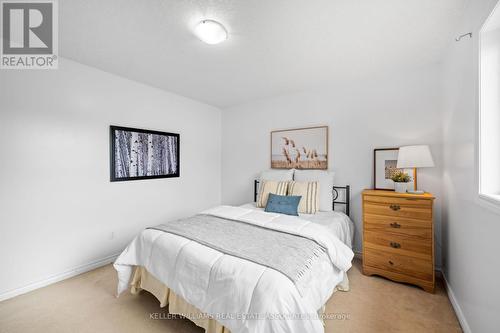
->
[[397, 145, 435, 168]]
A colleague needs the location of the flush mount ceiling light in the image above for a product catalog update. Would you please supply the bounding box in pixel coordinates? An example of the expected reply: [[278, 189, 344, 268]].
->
[[194, 19, 228, 45]]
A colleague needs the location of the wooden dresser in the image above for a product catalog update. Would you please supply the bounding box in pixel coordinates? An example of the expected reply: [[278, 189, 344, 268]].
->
[[362, 190, 435, 293]]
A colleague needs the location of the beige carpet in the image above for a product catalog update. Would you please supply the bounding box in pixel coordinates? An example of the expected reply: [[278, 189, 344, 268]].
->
[[0, 259, 461, 333]]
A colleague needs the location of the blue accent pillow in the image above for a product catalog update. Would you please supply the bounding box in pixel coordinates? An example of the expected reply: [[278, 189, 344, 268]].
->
[[264, 193, 302, 216]]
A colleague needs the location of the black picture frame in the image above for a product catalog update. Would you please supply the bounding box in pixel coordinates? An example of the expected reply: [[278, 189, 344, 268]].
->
[[110, 125, 180, 182], [373, 148, 416, 191], [373, 148, 399, 190]]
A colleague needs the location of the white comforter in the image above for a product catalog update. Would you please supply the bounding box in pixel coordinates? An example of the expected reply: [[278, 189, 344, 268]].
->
[[114, 206, 354, 333]]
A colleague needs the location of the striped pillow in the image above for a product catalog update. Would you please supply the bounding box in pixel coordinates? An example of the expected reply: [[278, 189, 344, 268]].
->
[[257, 180, 289, 208], [288, 181, 319, 214]]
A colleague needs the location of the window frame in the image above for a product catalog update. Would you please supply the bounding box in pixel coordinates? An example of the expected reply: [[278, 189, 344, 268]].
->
[[478, 0, 500, 210]]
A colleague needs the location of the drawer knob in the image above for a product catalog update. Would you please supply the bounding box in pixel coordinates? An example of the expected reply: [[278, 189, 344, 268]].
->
[[390, 222, 401, 228], [388, 260, 394, 265], [389, 204, 401, 211], [390, 242, 401, 249]]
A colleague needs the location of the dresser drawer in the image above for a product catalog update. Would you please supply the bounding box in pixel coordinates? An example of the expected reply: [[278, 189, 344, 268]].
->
[[364, 249, 433, 281], [364, 214, 432, 239], [364, 195, 432, 208], [364, 196, 432, 220], [364, 230, 432, 259]]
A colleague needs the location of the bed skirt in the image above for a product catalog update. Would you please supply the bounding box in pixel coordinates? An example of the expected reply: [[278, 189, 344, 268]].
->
[[130, 266, 231, 333], [130, 266, 349, 333]]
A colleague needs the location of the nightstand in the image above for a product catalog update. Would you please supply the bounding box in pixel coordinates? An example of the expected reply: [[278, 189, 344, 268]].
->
[[362, 189, 435, 293]]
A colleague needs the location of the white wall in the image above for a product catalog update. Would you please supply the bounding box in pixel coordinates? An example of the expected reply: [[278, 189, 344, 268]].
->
[[441, 0, 500, 331], [221, 64, 444, 260], [0, 59, 221, 298]]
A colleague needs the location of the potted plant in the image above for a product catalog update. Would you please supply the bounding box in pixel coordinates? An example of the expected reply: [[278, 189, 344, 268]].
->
[[391, 170, 412, 193]]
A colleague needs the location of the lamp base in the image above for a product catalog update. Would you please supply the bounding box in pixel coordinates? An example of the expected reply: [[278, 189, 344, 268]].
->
[[407, 190, 425, 195]]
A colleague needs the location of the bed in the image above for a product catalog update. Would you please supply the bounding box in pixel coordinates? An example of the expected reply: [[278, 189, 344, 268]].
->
[[114, 180, 354, 333]]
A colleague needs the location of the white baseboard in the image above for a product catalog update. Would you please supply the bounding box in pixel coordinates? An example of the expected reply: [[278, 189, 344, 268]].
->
[[0, 253, 119, 302], [441, 271, 471, 333]]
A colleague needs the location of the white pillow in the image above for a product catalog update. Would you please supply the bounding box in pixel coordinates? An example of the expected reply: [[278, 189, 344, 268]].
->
[[293, 170, 335, 211], [260, 169, 294, 181]]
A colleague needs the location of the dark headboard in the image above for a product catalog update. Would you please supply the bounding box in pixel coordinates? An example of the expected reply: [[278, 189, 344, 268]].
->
[[253, 180, 350, 216]]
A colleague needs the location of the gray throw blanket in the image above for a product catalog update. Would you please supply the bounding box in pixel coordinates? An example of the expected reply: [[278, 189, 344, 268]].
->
[[148, 214, 328, 293]]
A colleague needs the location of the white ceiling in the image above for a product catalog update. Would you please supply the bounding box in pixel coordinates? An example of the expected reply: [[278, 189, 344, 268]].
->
[[60, 0, 467, 108]]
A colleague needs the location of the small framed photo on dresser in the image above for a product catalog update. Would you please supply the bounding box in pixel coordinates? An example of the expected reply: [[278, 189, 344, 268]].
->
[[373, 148, 415, 191]]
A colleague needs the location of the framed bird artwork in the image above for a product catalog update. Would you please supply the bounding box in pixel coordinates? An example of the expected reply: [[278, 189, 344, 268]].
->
[[270, 126, 328, 170]]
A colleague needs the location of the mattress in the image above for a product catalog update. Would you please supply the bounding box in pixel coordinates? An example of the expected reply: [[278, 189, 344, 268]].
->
[[115, 205, 354, 333], [239, 203, 354, 249]]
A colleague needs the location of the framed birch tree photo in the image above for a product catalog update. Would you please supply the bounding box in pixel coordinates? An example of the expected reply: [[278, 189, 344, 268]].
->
[[110, 126, 180, 181]]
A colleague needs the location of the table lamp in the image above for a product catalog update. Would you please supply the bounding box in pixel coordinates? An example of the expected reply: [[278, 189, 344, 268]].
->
[[397, 145, 435, 194]]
